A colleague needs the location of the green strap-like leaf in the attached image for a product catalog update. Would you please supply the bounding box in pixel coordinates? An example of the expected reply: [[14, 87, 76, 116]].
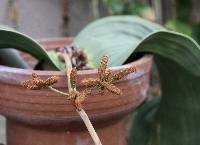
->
[[74, 16, 200, 145], [136, 31, 200, 76], [74, 16, 164, 67], [128, 96, 161, 145], [125, 31, 200, 145], [132, 31, 200, 145], [0, 28, 59, 70]]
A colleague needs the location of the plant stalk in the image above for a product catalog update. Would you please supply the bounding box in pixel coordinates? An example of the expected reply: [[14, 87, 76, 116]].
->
[[63, 49, 103, 145], [77, 109, 102, 145], [63, 49, 73, 92], [48, 86, 69, 96]]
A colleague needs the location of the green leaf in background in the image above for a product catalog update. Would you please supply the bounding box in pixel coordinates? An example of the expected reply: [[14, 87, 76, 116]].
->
[[165, 19, 192, 36], [102, 0, 125, 15], [102, 0, 150, 16], [0, 28, 60, 70], [128, 96, 161, 145], [74, 16, 200, 145], [192, 22, 200, 44], [47, 50, 65, 70]]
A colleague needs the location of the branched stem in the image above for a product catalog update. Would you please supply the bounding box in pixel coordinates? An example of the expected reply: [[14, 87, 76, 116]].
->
[[63, 48, 103, 145], [48, 86, 69, 96], [63, 49, 73, 92], [23, 53, 135, 145]]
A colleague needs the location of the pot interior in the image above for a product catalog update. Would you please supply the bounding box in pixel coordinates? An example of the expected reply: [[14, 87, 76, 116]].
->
[[15, 37, 144, 70]]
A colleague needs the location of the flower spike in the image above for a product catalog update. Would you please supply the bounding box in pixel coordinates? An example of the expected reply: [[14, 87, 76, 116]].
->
[[70, 67, 77, 90], [81, 55, 136, 95], [22, 73, 59, 90]]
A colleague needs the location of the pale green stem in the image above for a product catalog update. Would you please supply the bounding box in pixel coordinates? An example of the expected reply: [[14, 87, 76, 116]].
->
[[48, 86, 69, 96], [63, 48, 103, 145], [77, 109, 103, 145], [63, 49, 73, 92]]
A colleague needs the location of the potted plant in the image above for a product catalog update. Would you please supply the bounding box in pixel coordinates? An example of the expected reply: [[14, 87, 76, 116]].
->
[[1, 16, 200, 145], [0, 17, 152, 145]]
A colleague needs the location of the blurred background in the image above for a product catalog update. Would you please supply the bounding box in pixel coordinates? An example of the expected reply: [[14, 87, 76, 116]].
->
[[1, 0, 200, 41], [0, 0, 200, 144]]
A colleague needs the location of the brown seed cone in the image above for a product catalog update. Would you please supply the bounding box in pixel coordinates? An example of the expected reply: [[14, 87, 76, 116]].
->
[[32, 73, 39, 78], [81, 78, 99, 87], [82, 88, 92, 96], [98, 55, 109, 80], [22, 73, 59, 90], [101, 82, 122, 95], [44, 76, 59, 86], [111, 67, 136, 82], [22, 79, 44, 90], [70, 68, 77, 90], [103, 69, 112, 81]]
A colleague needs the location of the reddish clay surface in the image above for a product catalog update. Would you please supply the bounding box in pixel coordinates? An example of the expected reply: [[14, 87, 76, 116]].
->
[[0, 38, 152, 145]]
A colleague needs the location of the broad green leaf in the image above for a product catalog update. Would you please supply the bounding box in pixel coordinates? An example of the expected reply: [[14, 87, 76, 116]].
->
[[74, 16, 200, 145], [131, 31, 200, 145], [74, 16, 164, 68], [135, 31, 200, 76], [0, 25, 29, 68], [0, 28, 60, 70], [47, 50, 65, 70]]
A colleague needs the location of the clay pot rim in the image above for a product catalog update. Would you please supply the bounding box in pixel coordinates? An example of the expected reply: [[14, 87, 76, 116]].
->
[[0, 36, 152, 79], [0, 54, 152, 76]]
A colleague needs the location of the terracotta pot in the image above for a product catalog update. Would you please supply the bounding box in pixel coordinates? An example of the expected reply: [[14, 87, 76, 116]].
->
[[0, 38, 152, 145]]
